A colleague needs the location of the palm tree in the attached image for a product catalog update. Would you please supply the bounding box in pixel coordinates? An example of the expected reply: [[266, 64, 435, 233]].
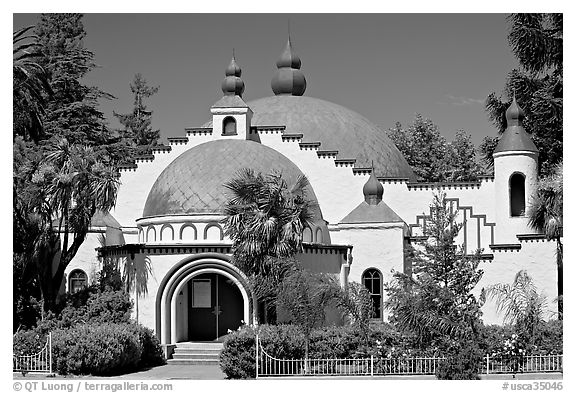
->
[[222, 169, 317, 323], [15, 138, 120, 313], [486, 270, 547, 345], [13, 25, 51, 142], [528, 161, 563, 318]]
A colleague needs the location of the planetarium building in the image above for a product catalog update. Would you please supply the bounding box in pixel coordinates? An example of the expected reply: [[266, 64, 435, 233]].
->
[[66, 38, 558, 351]]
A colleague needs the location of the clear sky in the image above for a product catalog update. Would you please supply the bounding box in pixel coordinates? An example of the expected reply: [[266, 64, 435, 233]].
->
[[13, 13, 519, 146]]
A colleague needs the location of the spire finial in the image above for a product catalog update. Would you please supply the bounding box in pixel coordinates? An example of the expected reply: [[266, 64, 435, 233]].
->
[[271, 34, 307, 96], [222, 52, 245, 96], [363, 166, 383, 205], [505, 94, 525, 127]]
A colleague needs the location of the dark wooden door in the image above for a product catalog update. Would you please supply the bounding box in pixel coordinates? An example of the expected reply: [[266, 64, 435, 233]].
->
[[188, 273, 244, 341]]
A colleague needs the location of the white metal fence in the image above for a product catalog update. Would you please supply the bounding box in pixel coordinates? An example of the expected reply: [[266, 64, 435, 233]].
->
[[255, 335, 563, 378], [13, 333, 53, 375], [483, 354, 563, 375]]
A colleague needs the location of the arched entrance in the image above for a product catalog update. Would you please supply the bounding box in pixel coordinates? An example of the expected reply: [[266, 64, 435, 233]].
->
[[156, 254, 252, 344], [176, 272, 244, 341]]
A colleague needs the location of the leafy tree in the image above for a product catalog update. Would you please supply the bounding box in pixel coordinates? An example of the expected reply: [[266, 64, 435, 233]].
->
[[486, 270, 548, 348], [444, 130, 483, 182], [276, 269, 341, 369], [14, 138, 119, 314], [113, 73, 160, 160], [13, 14, 123, 318], [13, 25, 51, 142], [387, 115, 482, 182], [482, 14, 562, 176], [528, 161, 563, 318], [222, 169, 316, 323], [333, 281, 374, 346], [384, 191, 485, 349]]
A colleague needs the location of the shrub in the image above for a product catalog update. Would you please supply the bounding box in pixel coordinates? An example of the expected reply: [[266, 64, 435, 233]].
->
[[220, 324, 306, 379], [533, 319, 562, 355], [52, 323, 142, 376], [13, 329, 48, 356], [125, 324, 166, 368], [436, 340, 483, 380], [309, 326, 363, 358]]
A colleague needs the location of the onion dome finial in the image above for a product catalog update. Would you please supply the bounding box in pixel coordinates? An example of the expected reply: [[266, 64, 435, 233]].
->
[[363, 163, 383, 205], [271, 37, 307, 96], [505, 95, 525, 127], [221, 52, 245, 97]]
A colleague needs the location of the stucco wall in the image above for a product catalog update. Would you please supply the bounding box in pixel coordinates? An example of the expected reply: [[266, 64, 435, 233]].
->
[[493, 152, 539, 244], [478, 239, 558, 325], [330, 223, 405, 320]]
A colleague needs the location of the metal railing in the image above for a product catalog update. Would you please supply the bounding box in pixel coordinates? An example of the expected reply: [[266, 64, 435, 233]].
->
[[255, 335, 563, 378], [13, 333, 53, 375], [483, 354, 563, 374]]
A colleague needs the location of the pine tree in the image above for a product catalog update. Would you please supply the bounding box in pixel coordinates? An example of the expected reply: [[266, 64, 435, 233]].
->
[[13, 14, 121, 317], [481, 14, 562, 176], [113, 73, 160, 160], [384, 191, 485, 348]]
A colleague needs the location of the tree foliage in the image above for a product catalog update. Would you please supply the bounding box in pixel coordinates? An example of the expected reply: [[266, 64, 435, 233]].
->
[[13, 14, 121, 318], [486, 270, 548, 346], [113, 73, 160, 161], [222, 169, 317, 322], [482, 14, 562, 176], [276, 270, 341, 362], [384, 191, 485, 348], [387, 115, 482, 182], [13, 25, 52, 142], [528, 161, 563, 317]]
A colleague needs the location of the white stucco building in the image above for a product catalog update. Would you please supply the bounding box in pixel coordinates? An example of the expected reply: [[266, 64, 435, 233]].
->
[[63, 38, 559, 349]]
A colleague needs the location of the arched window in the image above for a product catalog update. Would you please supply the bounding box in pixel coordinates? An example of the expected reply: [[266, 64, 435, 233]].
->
[[302, 227, 313, 242], [69, 270, 88, 293], [510, 173, 526, 217], [222, 116, 237, 135], [362, 268, 382, 319]]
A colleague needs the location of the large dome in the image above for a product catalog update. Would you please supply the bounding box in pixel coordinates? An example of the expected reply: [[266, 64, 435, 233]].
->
[[143, 139, 320, 218], [214, 95, 416, 180]]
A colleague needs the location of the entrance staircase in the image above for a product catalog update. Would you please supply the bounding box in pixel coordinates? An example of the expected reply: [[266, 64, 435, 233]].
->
[[168, 342, 223, 365]]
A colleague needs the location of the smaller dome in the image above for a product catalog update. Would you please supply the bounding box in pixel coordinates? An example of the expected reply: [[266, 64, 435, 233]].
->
[[221, 56, 245, 96], [494, 96, 538, 154], [363, 170, 383, 205], [271, 38, 307, 96]]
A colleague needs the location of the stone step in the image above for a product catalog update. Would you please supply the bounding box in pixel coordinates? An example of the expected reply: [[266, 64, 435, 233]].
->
[[175, 342, 223, 350], [173, 348, 221, 356], [167, 358, 220, 366], [172, 353, 220, 360]]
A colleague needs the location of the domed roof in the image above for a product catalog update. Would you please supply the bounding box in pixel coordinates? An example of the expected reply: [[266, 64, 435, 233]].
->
[[207, 96, 416, 180], [143, 139, 321, 218]]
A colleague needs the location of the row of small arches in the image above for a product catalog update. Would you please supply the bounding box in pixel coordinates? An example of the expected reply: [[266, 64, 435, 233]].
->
[[139, 223, 224, 243], [302, 227, 323, 243]]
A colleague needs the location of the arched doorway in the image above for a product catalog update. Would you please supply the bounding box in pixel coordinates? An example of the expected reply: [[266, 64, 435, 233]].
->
[[156, 254, 252, 345], [177, 272, 244, 341]]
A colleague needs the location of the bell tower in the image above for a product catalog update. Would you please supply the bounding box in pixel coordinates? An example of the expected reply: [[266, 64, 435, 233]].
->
[[493, 96, 539, 243], [211, 53, 254, 140]]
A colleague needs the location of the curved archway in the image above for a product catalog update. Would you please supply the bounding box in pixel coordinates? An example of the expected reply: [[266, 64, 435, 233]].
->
[[303, 227, 313, 242], [315, 228, 323, 243], [160, 224, 174, 241], [146, 226, 157, 242], [68, 269, 88, 293], [509, 172, 526, 217], [362, 268, 383, 320], [156, 254, 252, 344], [222, 116, 237, 135], [204, 223, 224, 241], [180, 224, 198, 241]]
